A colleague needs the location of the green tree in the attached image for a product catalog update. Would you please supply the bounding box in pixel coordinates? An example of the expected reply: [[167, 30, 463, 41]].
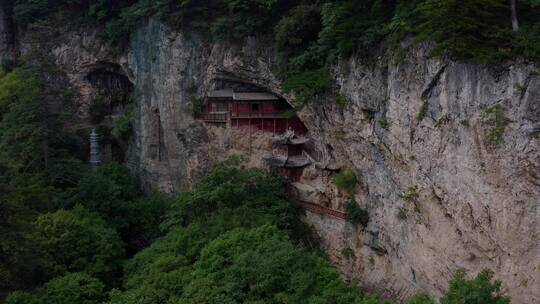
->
[[441, 269, 511, 304], [162, 157, 298, 233], [32, 206, 125, 280], [6, 272, 105, 304], [274, 4, 322, 69], [0, 191, 41, 300], [0, 67, 46, 175], [62, 163, 138, 222], [178, 225, 379, 304], [0, 64, 76, 299], [415, 0, 511, 63]]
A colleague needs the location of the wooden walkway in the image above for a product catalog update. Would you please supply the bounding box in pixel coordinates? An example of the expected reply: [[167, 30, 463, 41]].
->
[[298, 200, 346, 220]]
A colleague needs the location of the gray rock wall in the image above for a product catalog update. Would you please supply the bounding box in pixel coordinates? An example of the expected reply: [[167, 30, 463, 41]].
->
[[301, 46, 539, 302]]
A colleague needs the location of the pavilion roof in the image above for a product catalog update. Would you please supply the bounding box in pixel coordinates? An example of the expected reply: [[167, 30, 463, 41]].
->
[[263, 155, 311, 168], [207, 88, 234, 98], [272, 130, 310, 145]]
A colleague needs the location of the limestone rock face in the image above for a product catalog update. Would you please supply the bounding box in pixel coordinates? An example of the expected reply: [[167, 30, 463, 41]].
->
[[302, 47, 540, 302], [126, 20, 281, 191], [20, 18, 538, 304]]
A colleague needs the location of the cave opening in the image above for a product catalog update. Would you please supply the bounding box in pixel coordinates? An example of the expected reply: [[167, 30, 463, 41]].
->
[[85, 63, 134, 163]]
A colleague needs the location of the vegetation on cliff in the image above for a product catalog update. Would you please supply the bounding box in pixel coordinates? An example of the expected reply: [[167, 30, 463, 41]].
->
[[9, 0, 540, 103]]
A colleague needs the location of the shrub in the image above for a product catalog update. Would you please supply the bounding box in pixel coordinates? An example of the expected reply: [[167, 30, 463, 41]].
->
[[379, 117, 390, 129], [398, 207, 408, 220], [282, 68, 330, 104], [482, 104, 507, 145], [401, 186, 419, 203], [331, 169, 357, 196], [112, 106, 133, 141], [344, 200, 369, 227], [435, 115, 451, 128], [405, 293, 436, 304], [441, 268, 510, 304], [514, 83, 526, 94]]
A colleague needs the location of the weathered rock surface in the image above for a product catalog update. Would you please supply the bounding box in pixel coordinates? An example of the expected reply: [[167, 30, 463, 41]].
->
[[303, 48, 540, 302], [17, 18, 539, 303]]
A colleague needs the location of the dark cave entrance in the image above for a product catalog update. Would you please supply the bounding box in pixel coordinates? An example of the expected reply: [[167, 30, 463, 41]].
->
[[85, 63, 134, 163]]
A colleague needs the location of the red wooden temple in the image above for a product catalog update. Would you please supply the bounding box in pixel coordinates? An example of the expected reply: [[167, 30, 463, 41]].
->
[[195, 88, 307, 135]]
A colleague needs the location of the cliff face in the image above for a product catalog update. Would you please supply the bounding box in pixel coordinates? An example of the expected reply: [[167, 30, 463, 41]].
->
[[303, 48, 540, 302], [16, 18, 539, 303]]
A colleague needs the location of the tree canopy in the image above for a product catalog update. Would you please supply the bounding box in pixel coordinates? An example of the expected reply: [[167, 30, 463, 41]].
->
[[32, 206, 125, 281]]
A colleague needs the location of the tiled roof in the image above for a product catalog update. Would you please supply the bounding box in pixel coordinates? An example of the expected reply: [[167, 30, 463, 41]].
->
[[207, 89, 279, 100], [207, 88, 234, 98], [233, 92, 279, 101], [263, 155, 311, 168]]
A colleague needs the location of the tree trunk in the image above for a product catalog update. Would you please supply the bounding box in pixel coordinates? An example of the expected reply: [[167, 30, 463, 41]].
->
[[510, 0, 519, 31]]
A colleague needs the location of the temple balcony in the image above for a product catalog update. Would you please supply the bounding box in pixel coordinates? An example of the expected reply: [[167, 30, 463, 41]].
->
[[195, 111, 228, 122]]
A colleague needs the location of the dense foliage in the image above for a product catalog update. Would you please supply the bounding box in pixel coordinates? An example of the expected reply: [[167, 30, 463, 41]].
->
[[33, 206, 125, 281], [440, 269, 511, 304], [6, 273, 106, 304], [0, 61, 170, 300]]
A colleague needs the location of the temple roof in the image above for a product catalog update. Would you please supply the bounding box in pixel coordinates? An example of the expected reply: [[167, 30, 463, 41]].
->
[[272, 130, 310, 145], [207, 89, 279, 101], [263, 155, 311, 168], [207, 88, 234, 98], [233, 92, 279, 101], [273, 136, 310, 146]]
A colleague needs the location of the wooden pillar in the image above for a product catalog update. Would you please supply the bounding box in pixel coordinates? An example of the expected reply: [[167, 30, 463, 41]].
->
[[273, 118, 276, 134]]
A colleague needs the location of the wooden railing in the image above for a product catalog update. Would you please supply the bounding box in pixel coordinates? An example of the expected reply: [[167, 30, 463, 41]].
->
[[230, 111, 285, 118], [298, 200, 346, 220], [195, 112, 228, 121], [196, 111, 287, 121]]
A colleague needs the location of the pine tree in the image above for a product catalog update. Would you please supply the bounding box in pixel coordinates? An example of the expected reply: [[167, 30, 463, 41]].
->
[[415, 0, 511, 63]]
